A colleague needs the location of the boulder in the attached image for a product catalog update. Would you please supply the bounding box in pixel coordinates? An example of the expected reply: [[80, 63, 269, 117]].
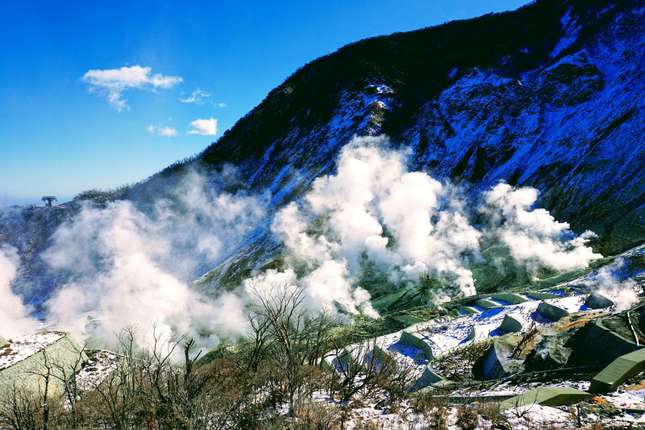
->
[[537, 302, 569, 322], [525, 332, 572, 371], [500, 387, 591, 410], [525, 291, 560, 300], [492, 293, 527, 305], [584, 292, 614, 309], [330, 345, 392, 373], [465, 325, 489, 342], [330, 349, 356, 372], [476, 299, 502, 310], [590, 347, 645, 393], [567, 319, 639, 367], [459, 306, 479, 315]]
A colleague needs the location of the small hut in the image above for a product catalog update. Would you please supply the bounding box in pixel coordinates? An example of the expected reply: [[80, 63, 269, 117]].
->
[[0, 331, 87, 397]]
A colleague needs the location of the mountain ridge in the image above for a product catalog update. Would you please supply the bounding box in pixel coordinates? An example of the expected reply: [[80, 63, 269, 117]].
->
[[1, 0, 643, 309], [176, 0, 643, 253]]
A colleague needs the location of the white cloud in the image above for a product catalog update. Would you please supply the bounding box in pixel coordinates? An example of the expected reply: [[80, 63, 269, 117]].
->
[[147, 124, 178, 137], [188, 118, 218, 136], [179, 89, 211, 105], [215, 102, 227, 108], [83, 65, 182, 111]]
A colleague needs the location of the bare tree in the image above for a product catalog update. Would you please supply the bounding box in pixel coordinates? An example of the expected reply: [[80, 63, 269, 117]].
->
[[248, 285, 337, 417], [49, 344, 88, 428], [0, 385, 40, 430], [326, 339, 417, 427]]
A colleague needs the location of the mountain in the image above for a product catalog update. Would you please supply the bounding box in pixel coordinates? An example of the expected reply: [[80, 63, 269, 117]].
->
[[1, 0, 643, 310], [184, 0, 644, 290]]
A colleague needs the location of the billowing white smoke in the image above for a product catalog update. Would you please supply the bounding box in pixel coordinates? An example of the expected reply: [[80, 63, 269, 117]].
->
[[0, 245, 39, 337], [255, 136, 602, 315], [481, 183, 601, 276], [587, 260, 639, 311], [43, 170, 262, 350], [24, 135, 603, 350], [255, 136, 482, 316]]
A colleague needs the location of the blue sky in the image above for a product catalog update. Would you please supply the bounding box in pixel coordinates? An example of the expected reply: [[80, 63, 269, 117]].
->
[[0, 0, 530, 205]]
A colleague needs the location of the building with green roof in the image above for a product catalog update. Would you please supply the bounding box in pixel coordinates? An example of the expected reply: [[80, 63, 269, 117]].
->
[[0, 332, 87, 397], [590, 347, 645, 393]]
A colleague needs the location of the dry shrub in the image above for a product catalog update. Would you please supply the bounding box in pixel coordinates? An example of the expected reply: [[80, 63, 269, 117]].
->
[[476, 402, 510, 430], [433, 340, 492, 381], [410, 391, 449, 430], [455, 405, 479, 430], [293, 401, 341, 429]]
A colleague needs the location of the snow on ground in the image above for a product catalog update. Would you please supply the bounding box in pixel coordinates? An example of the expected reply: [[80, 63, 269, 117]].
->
[[324, 290, 593, 395], [503, 404, 574, 429], [0, 331, 65, 370], [358, 293, 586, 371], [412, 294, 584, 358], [551, 7, 581, 58], [604, 388, 645, 410]]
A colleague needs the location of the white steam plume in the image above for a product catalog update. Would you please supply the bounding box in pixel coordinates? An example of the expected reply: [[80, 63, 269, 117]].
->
[[0, 245, 39, 338], [586, 260, 639, 311], [481, 183, 601, 275], [30, 135, 605, 349], [256, 136, 603, 314], [43, 170, 262, 350], [255, 135, 482, 317]]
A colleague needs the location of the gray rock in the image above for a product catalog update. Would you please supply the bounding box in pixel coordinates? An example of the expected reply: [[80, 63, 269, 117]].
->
[[499, 314, 524, 333], [410, 366, 443, 391]]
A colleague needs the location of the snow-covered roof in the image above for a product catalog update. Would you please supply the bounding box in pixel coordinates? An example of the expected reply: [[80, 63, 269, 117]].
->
[[0, 331, 66, 370]]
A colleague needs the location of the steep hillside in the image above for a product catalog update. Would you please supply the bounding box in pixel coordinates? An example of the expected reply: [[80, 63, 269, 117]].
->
[[1, 0, 643, 309], [181, 0, 644, 290], [186, 0, 643, 256]]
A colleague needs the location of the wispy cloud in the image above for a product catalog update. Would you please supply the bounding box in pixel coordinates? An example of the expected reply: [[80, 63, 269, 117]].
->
[[83, 65, 182, 111], [179, 89, 210, 105], [188, 118, 217, 136], [147, 124, 178, 137], [215, 102, 227, 108]]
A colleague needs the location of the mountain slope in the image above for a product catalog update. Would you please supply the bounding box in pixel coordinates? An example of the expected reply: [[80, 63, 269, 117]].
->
[[1, 0, 643, 307], [184, 0, 643, 249], [179, 0, 643, 289]]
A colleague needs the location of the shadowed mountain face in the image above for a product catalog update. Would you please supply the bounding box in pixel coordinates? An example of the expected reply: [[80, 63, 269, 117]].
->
[[202, 0, 643, 244], [1, 0, 643, 307]]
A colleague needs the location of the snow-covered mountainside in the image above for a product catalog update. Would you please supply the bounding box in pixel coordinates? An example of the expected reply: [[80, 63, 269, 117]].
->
[[0, 0, 643, 310], [190, 0, 644, 290]]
